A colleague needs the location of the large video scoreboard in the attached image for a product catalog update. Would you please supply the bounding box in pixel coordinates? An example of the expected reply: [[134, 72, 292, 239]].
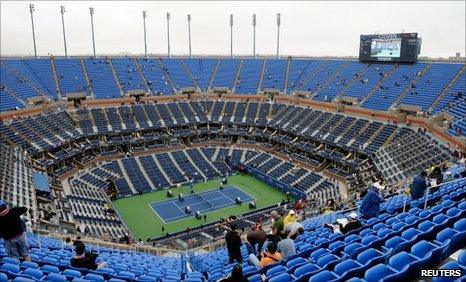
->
[[359, 33, 421, 63]]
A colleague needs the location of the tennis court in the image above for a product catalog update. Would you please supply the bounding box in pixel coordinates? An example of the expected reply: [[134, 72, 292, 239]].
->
[[150, 186, 254, 223]]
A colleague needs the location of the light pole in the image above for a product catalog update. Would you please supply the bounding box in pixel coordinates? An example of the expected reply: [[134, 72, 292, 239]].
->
[[60, 6, 68, 57], [252, 14, 256, 59], [143, 11, 147, 58], [229, 14, 233, 59], [29, 4, 37, 58], [187, 14, 192, 58], [89, 7, 96, 58], [276, 13, 281, 59], [166, 12, 171, 58]]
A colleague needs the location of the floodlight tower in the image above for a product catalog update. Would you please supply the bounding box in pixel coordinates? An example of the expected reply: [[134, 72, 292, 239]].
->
[[187, 14, 192, 58], [143, 11, 148, 58], [252, 14, 257, 59], [29, 4, 37, 58], [89, 7, 96, 58], [60, 6, 68, 57], [166, 12, 171, 58], [229, 14, 233, 58], [276, 13, 281, 59]]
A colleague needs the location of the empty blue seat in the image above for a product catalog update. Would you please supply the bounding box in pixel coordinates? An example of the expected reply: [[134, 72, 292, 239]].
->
[[293, 262, 320, 279], [41, 265, 60, 274], [1, 263, 21, 278], [434, 227, 464, 259], [309, 270, 339, 282], [46, 273, 67, 282], [268, 273, 293, 282], [19, 261, 38, 270], [84, 273, 105, 282], [410, 240, 443, 270], [0, 273, 8, 282], [266, 265, 286, 277], [364, 263, 397, 282], [19, 268, 44, 280]]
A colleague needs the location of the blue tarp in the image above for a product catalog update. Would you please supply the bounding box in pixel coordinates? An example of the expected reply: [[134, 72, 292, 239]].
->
[[34, 172, 51, 193]]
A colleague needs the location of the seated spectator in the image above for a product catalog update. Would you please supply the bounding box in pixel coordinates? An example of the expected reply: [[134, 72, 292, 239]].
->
[[220, 264, 263, 282], [64, 237, 73, 247], [284, 210, 297, 225], [284, 221, 304, 239], [248, 242, 282, 269], [359, 182, 384, 220], [326, 212, 362, 234], [277, 231, 296, 261], [70, 242, 107, 270]]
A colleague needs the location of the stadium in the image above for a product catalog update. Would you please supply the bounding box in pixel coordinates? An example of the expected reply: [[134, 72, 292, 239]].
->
[[0, 1, 465, 282]]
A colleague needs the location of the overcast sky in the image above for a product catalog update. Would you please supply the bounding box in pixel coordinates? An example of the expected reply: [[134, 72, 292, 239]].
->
[[1, 1, 465, 58]]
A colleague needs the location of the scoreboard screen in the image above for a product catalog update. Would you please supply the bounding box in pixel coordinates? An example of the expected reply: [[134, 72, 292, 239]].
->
[[359, 33, 421, 63]]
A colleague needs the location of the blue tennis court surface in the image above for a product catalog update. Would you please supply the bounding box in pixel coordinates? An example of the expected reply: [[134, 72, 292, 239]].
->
[[150, 186, 254, 223]]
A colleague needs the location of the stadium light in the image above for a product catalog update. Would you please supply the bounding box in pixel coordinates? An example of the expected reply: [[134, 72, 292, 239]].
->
[[60, 6, 68, 57], [187, 14, 192, 58], [89, 7, 96, 58], [276, 13, 281, 59], [229, 14, 233, 58], [252, 14, 256, 59], [166, 12, 171, 58], [29, 4, 37, 58], [143, 11, 148, 58]]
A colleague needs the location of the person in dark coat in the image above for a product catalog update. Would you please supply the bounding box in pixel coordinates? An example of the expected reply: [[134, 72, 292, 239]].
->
[[410, 171, 429, 201], [225, 223, 243, 264], [359, 182, 384, 220]]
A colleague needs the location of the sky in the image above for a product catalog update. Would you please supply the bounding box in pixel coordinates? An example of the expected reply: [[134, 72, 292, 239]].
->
[[1, 1, 465, 58]]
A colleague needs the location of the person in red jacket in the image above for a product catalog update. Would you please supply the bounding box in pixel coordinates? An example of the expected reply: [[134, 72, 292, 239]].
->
[[0, 199, 31, 261]]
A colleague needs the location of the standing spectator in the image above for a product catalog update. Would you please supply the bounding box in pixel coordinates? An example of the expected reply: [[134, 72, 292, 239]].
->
[[225, 223, 243, 264], [0, 200, 31, 261], [283, 210, 297, 225], [268, 211, 284, 243], [359, 182, 384, 220], [277, 232, 296, 261], [246, 228, 267, 256], [248, 242, 282, 269], [410, 171, 429, 201]]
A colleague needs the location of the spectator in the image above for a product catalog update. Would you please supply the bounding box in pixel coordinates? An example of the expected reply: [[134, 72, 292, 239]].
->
[[410, 171, 429, 201], [64, 237, 73, 247], [277, 231, 296, 261], [359, 182, 384, 220], [246, 228, 267, 256], [220, 264, 264, 282], [225, 223, 243, 264], [268, 211, 284, 243], [70, 242, 107, 270], [73, 236, 82, 247], [284, 221, 305, 239], [283, 210, 297, 225], [0, 200, 31, 261], [326, 212, 362, 234], [323, 198, 338, 214], [428, 166, 444, 187], [248, 242, 282, 269]]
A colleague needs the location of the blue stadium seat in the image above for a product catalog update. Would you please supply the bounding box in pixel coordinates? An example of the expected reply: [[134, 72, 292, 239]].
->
[[268, 272, 293, 282], [364, 263, 398, 282], [309, 270, 339, 282], [46, 273, 67, 282]]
